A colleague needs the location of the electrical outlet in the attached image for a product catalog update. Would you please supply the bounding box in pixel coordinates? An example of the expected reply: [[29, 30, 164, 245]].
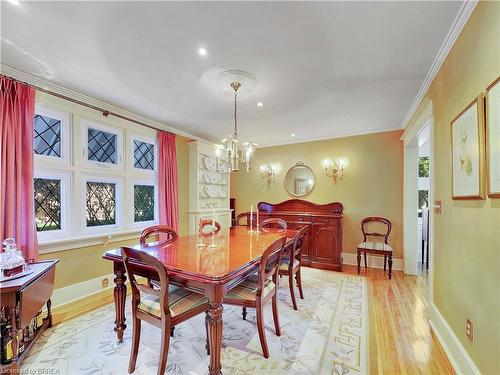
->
[[102, 278, 109, 288], [466, 319, 473, 342]]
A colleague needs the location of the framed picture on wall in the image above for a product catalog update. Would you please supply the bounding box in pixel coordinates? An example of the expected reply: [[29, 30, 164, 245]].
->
[[451, 96, 485, 200], [486, 76, 500, 197]]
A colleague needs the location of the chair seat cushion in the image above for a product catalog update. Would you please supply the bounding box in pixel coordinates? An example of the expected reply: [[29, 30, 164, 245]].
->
[[357, 241, 393, 252], [138, 285, 208, 318], [279, 259, 300, 271], [225, 274, 276, 301]]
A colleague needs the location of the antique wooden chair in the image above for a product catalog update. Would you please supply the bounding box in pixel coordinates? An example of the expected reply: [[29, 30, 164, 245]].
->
[[200, 219, 222, 237], [356, 217, 394, 279], [260, 218, 287, 231], [223, 235, 287, 358], [140, 225, 178, 246], [234, 212, 250, 226], [279, 226, 308, 310], [121, 247, 210, 375]]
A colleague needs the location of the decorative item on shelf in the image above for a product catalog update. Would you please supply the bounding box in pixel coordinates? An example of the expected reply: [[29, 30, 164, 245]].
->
[[260, 165, 276, 187], [203, 156, 217, 171], [323, 159, 344, 184], [218, 81, 257, 173]]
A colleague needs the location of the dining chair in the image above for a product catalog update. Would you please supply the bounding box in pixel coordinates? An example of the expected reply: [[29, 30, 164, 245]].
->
[[140, 225, 178, 247], [200, 219, 221, 237], [260, 218, 287, 231], [121, 247, 210, 375], [356, 217, 394, 279], [234, 212, 250, 226], [223, 235, 287, 358], [279, 225, 308, 310]]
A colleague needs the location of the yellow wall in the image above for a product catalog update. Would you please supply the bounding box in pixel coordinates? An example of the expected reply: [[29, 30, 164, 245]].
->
[[404, 3, 500, 373], [35, 92, 191, 289], [230, 130, 404, 258]]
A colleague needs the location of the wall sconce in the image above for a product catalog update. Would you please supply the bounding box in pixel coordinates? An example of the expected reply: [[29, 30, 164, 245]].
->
[[323, 159, 344, 183], [260, 165, 276, 187]]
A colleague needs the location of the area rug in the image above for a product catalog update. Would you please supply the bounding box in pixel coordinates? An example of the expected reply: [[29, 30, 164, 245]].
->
[[23, 268, 368, 375]]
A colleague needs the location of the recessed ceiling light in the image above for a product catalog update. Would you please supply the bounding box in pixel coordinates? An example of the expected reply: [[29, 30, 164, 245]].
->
[[198, 48, 207, 56], [257, 102, 263, 107], [291, 133, 296, 137]]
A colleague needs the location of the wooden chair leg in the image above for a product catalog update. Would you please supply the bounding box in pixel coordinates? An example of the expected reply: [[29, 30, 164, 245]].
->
[[272, 293, 281, 336], [205, 311, 210, 355], [388, 255, 393, 280], [364, 252, 367, 270], [357, 251, 361, 274], [296, 269, 304, 300], [256, 300, 269, 358], [242, 306, 247, 320], [288, 272, 298, 310], [384, 255, 387, 272], [128, 317, 141, 374], [157, 319, 171, 375]]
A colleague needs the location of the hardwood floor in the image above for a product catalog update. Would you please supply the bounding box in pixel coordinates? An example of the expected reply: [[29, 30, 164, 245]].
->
[[343, 264, 455, 375], [51, 266, 454, 374]]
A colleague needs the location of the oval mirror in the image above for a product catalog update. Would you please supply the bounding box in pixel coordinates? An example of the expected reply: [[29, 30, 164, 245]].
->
[[284, 163, 315, 197]]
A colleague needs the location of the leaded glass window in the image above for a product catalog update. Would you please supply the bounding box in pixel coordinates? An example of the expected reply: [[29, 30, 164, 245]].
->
[[419, 157, 430, 177], [34, 178, 61, 231], [134, 140, 154, 170], [86, 182, 116, 226], [134, 184, 155, 222], [88, 128, 117, 164], [34, 115, 61, 157]]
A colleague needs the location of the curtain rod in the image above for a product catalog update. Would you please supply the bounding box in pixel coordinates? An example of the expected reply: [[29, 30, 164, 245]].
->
[[0, 74, 166, 134]]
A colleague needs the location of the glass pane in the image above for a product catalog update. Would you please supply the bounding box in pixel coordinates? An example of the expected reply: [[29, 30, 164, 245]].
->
[[34, 115, 61, 157], [34, 178, 61, 231], [419, 157, 429, 177], [88, 128, 117, 164], [86, 182, 116, 226], [134, 184, 154, 222], [134, 140, 154, 170]]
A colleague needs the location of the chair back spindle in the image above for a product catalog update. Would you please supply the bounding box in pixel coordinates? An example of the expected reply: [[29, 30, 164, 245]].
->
[[257, 236, 287, 296]]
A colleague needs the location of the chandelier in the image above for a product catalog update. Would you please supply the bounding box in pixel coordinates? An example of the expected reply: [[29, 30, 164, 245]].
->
[[219, 81, 257, 172]]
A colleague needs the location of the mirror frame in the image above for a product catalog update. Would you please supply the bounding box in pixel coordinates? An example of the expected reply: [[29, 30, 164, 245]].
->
[[284, 162, 316, 197]]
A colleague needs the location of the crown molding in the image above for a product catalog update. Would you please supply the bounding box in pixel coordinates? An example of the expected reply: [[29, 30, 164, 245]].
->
[[400, 0, 478, 129], [0, 64, 206, 141]]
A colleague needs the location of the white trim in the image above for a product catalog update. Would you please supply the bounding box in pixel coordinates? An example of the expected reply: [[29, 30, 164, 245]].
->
[[400, 1, 478, 129], [38, 229, 142, 254], [341, 252, 403, 271], [429, 303, 481, 375], [49, 273, 115, 309], [0, 65, 203, 142]]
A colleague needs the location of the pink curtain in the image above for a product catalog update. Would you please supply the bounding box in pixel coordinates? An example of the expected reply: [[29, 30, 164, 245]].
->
[[0, 77, 38, 261], [158, 131, 179, 232]]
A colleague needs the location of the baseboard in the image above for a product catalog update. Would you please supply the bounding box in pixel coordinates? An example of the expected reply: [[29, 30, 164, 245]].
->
[[341, 252, 404, 271], [428, 303, 481, 375]]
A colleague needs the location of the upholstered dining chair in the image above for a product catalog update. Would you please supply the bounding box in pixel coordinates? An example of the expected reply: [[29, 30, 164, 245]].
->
[[223, 235, 287, 358], [140, 225, 178, 246], [121, 247, 210, 375], [260, 218, 287, 231], [356, 217, 394, 279], [200, 219, 221, 237], [279, 225, 308, 310]]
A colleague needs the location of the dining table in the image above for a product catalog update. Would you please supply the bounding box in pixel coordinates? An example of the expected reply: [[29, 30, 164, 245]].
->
[[102, 226, 297, 375]]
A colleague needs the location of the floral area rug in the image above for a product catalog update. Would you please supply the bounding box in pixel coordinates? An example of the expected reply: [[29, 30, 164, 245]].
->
[[23, 268, 368, 375]]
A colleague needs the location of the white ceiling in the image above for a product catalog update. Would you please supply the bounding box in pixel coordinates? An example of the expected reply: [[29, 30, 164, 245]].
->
[[1, 1, 463, 146]]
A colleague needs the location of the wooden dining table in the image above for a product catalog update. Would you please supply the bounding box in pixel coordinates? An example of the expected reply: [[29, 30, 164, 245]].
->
[[102, 226, 297, 375]]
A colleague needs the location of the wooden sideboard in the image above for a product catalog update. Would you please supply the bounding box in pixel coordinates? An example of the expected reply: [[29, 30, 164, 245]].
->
[[258, 199, 343, 271]]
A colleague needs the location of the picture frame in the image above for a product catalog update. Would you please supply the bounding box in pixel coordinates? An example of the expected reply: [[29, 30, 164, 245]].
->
[[485, 76, 500, 198], [451, 96, 485, 200]]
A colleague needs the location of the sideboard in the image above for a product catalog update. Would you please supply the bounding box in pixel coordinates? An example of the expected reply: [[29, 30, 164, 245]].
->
[[258, 199, 343, 271]]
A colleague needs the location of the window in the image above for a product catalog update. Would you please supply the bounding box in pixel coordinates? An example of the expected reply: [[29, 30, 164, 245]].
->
[[82, 120, 122, 168], [419, 157, 429, 178], [34, 115, 61, 157], [34, 178, 61, 231], [133, 140, 155, 170], [134, 184, 155, 222], [85, 180, 118, 227]]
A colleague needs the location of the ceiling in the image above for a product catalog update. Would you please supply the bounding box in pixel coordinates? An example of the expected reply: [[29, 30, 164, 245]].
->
[[1, 1, 463, 146]]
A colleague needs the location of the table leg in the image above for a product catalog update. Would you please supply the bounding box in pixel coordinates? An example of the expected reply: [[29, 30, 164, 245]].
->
[[207, 300, 223, 375], [113, 262, 127, 342]]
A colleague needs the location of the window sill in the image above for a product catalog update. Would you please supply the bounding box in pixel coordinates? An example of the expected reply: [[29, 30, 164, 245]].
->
[[38, 229, 143, 255]]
